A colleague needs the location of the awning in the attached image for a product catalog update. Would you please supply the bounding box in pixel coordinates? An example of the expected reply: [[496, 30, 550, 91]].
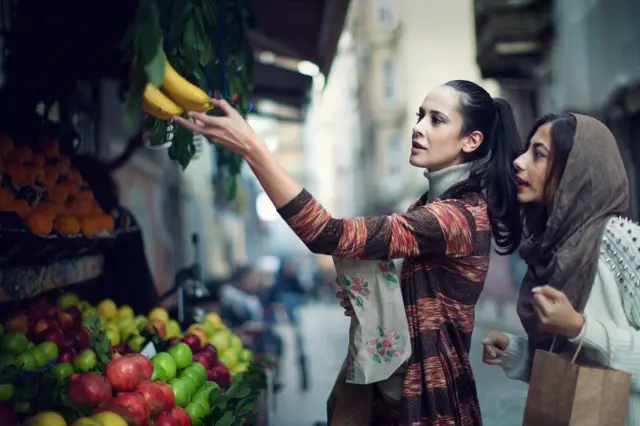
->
[[249, 0, 351, 113]]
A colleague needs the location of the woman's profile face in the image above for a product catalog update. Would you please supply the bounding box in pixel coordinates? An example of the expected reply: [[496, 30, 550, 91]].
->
[[513, 122, 553, 204], [410, 85, 468, 171]]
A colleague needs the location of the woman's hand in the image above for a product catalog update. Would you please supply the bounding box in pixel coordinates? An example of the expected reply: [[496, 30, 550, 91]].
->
[[173, 98, 264, 158], [336, 287, 354, 317], [482, 331, 510, 366], [532, 285, 585, 338]]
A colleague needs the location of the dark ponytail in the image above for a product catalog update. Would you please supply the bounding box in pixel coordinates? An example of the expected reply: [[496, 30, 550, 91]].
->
[[444, 80, 523, 254]]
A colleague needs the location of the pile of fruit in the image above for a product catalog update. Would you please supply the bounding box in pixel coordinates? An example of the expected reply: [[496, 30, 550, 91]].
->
[[0, 136, 115, 236], [0, 291, 265, 425]]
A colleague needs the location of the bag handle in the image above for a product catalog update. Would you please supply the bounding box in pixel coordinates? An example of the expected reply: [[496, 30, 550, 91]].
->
[[549, 319, 613, 367]]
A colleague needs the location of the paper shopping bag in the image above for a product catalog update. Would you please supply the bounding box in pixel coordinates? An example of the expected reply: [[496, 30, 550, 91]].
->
[[326, 361, 373, 426], [523, 330, 631, 426], [333, 258, 411, 385]]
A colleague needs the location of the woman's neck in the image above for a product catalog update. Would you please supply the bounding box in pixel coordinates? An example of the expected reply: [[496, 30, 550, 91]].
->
[[423, 163, 472, 202]]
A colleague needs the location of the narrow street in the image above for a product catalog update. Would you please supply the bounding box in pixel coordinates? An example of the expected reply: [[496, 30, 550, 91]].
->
[[272, 301, 528, 426]]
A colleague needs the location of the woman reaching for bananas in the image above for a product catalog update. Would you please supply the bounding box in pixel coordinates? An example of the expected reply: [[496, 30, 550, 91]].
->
[[176, 80, 524, 425]]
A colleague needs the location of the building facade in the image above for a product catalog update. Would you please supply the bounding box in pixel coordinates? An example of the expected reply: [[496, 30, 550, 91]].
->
[[350, 0, 499, 213]]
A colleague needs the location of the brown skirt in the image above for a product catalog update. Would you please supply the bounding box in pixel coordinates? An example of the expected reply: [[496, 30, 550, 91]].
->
[[370, 388, 401, 426]]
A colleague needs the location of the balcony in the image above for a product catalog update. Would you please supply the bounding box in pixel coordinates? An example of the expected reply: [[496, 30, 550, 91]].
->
[[474, 0, 552, 80]]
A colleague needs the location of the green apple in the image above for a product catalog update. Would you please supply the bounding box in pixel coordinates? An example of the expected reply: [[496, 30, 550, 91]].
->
[[16, 352, 38, 371], [180, 368, 205, 388], [198, 322, 216, 338], [1, 333, 28, 355], [37, 341, 59, 361], [180, 375, 197, 396], [209, 332, 230, 352], [51, 363, 75, 381], [151, 353, 177, 381], [168, 378, 191, 407], [57, 292, 80, 310], [127, 335, 146, 353], [30, 348, 48, 369], [167, 342, 192, 369], [191, 388, 211, 412], [150, 364, 168, 382], [229, 335, 242, 350], [166, 320, 181, 338], [185, 401, 208, 426], [184, 362, 207, 384], [0, 383, 14, 401], [74, 349, 97, 372]]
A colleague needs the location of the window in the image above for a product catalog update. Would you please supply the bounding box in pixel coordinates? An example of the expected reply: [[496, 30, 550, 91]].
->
[[383, 60, 394, 101], [387, 138, 403, 177], [378, 0, 395, 25]]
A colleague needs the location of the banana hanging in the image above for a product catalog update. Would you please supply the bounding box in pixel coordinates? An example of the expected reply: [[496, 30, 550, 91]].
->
[[161, 57, 212, 112], [142, 83, 184, 120]]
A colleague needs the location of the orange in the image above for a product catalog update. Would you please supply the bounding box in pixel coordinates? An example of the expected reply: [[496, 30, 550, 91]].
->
[[44, 164, 59, 183], [0, 133, 14, 156], [0, 188, 14, 207], [5, 162, 26, 186], [32, 153, 45, 167], [25, 212, 53, 235], [49, 184, 70, 204], [40, 137, 59, 158], [0, 199, 31, 218], [54, 215, 80, 235]]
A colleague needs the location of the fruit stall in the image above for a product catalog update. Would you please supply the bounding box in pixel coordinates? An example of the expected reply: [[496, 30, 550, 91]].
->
[[0, 0, 271, 424]]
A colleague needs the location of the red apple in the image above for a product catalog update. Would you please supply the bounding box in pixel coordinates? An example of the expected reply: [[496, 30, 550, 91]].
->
[[168, 337, 181, 347], [59, 348, 76, 363], [170, 406, 191, 426], [32, 318, 55, 335], [74, 327, 92, 351], [145, 319, 167, 339], [202, 344, 219, 366], [61, 332, 76, 350], [4, 313, 28, 334], [208, 364, 231, 389], [181, 334, 201, 353], [56, 311, 75, 330], [192, 352, 211, 369], [64, 306, 83, 327], [27, 295, 48, 313], [43, 306, 58, 319], [38, 326, 65, 348]]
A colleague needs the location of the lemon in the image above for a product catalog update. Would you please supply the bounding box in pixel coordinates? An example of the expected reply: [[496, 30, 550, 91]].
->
[[148, 307, 169, 322], [117, 306, 134, 319], [97, 299, 118, 320], [91, 412, 128, 426], [24, 411, 67, 426]]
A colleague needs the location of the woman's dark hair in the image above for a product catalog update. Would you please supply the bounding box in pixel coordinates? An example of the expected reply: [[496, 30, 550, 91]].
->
[[444, 80, 523, 254], [520, 112, 577, 237]]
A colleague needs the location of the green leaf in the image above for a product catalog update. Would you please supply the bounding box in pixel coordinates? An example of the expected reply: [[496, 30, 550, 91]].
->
[[225, 386, 251, 399], [215, 412, 235, 426], [144, 42, 165, 87]]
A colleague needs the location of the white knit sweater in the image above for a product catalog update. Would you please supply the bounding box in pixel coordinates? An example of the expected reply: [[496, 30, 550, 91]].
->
[[500, 217, 640, 425]]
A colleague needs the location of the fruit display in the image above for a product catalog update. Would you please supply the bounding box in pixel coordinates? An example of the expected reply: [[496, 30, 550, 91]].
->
[[0, 291, 266, 425], [0, 136, 115, 238]]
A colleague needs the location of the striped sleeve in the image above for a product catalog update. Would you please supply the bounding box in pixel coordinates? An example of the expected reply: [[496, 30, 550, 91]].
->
[[277, 189, 479, 260]]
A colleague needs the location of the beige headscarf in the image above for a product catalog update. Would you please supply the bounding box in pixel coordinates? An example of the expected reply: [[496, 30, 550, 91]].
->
[[517, 114, 629, 354]]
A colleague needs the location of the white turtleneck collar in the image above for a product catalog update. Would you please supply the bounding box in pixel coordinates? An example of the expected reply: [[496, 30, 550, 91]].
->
[[423, 162, 472, 202]]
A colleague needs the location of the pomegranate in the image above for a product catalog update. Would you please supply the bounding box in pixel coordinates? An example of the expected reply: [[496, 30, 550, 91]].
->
[[155, 412, 182, 426], [135, 380, 166, 417], [170, 406, 192, 426], [129, 353, 154, 380], [111, 392, 150, 426], [68, 372, 113, 406], [105, 355, 146, 392], [154, 380, 176, 411]]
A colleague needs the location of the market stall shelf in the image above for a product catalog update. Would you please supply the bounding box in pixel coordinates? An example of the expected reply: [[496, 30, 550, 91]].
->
[[0, 254, 103, 301]]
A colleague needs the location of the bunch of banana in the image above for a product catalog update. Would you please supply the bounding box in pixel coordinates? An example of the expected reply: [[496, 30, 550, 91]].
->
[[142, 54, 213, 120]]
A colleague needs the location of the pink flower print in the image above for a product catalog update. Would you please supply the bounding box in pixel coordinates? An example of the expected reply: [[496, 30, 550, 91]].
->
[[379, 264, 389, 273], [351, 282, 363, 292], [352, 277, 363, 286], [382, 339, 392, 348], [367, 347, 375, 354], [361, 288, 370, 297], [349, 292, 356, 300], [378, 348, 386, 356]]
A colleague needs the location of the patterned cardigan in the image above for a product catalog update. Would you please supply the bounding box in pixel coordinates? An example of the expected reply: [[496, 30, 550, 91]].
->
[[278, 183, 491, 426]]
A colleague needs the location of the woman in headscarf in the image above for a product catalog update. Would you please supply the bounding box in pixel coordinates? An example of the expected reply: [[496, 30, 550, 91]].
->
[[175, 80, 524, 425], [482, 113, 640, 424]]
